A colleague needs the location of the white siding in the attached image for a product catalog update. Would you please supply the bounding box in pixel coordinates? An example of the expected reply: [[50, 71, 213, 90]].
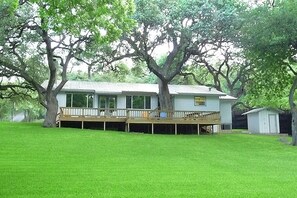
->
[[259, 110, 280, 134], [151, 96, 158, 110], [272, 113, 280, 133], [117, 95, 126, 109], [259, 110, 268, 133], [220, 101, 232, 125], [57, 93, 66, 108], [174, 95, 220, 111], [93, 94, 99, 108], [247, 113, 260, 133]]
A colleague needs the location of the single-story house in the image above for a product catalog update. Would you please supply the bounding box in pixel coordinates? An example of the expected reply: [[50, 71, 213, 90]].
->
[[242, 107, 281, 134], [53, 81, 236, 134]]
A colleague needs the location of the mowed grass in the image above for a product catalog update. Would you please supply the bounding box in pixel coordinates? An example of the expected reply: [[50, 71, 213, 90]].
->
[[0, 123, 297, 197]]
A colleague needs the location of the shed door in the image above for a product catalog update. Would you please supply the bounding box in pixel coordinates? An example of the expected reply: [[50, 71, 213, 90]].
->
[[268, 114, 277, 133]]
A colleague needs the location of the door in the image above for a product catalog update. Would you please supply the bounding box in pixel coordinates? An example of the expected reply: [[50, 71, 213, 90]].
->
[[99, 96, 117, 115], [268, 114, 278, 133]]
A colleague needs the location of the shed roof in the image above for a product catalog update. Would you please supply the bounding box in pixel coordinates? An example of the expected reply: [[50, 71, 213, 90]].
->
[[242, 107, 283, 115], [219, 95, 237, 100], [45, 80, 227, 96]]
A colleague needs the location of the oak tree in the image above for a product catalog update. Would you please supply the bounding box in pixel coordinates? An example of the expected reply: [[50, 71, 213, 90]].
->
[[0, 0, 134, 127], [118, 0, 242, 111]]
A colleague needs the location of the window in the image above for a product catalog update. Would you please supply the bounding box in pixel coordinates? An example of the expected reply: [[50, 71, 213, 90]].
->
[[66, 93, 93, 107], [133, 96, 144, 109], [126, 96, 151, 109], [98, 96, 117, 109], [126, 96, 132, 108], [99, 96, 106, 108], [145, 96, 151, 109], [194, 96, 206, 106]]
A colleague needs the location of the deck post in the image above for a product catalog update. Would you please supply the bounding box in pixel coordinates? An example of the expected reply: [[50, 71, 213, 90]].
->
[[211, 125, 214, 134], [175, 123, 177, 135], [82, 121, 84, 129], [103, 121, 106, 131], [197, 124, 200, 135], [152, 123, 154, 134], [58, 121, 61, 128], [125, 123, 130, 132]]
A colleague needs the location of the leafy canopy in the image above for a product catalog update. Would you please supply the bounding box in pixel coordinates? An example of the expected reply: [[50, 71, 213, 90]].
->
[[3, 0, 135, 43], [239, 0, 297, 109]]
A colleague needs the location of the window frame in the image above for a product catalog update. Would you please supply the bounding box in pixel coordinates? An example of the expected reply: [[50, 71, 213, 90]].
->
[[66, 92, 94, 108], [126, 95, 151, 109], [194, 96, 206, 106], [98, 95, 117, 109]]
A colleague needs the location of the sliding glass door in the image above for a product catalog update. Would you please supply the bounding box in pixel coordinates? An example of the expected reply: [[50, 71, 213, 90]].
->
[[98, 96, 117, 115]]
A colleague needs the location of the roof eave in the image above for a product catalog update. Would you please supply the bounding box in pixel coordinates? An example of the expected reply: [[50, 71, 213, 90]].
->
[[61, 89, 95, 93]]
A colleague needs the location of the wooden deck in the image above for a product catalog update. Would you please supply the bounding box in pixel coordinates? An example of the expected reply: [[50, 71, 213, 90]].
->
[[58, 107, 221, 134]]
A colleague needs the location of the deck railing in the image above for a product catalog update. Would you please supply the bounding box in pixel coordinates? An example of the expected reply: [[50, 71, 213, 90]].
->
[[127, 109, 220, 120], [60, 107, 220, 121], [60, 107, 127, 118]]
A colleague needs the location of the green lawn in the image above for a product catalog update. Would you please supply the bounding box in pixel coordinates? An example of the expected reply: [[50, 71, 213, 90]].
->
[[0, 122, 296, 197]]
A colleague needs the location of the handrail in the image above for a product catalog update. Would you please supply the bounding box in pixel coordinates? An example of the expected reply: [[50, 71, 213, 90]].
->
[[60, 107, 220, 120]]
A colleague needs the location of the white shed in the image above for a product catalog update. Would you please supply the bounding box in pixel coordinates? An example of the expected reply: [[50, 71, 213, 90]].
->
[[242, 108, 281, 134]]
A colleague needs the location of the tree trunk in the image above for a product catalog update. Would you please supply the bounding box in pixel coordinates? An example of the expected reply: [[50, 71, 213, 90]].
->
[[289, 76, 297, 146], [158, 80, 173, 112], [291, 110, 297, 146], [43, 92, 59, 127], [88, 65, 92, 80]]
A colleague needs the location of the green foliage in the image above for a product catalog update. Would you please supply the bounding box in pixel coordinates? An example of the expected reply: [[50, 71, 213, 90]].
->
[[67, 70, 89, 81], [29, 0, 135, 43], [141, 0, 241, 44], [69, 61, 157, 83], [241, 1, 297, 63], [134, 0, 167, 26], [14, 96, 44, 121], [239, 0, 297, 109], [243, 65, 292, 108], [0, 0, 18, 14], [0, 0, 17, 44], [1, 123, 297, 197], [0, 100, 13, 120], [0, 89, 44, 121]]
